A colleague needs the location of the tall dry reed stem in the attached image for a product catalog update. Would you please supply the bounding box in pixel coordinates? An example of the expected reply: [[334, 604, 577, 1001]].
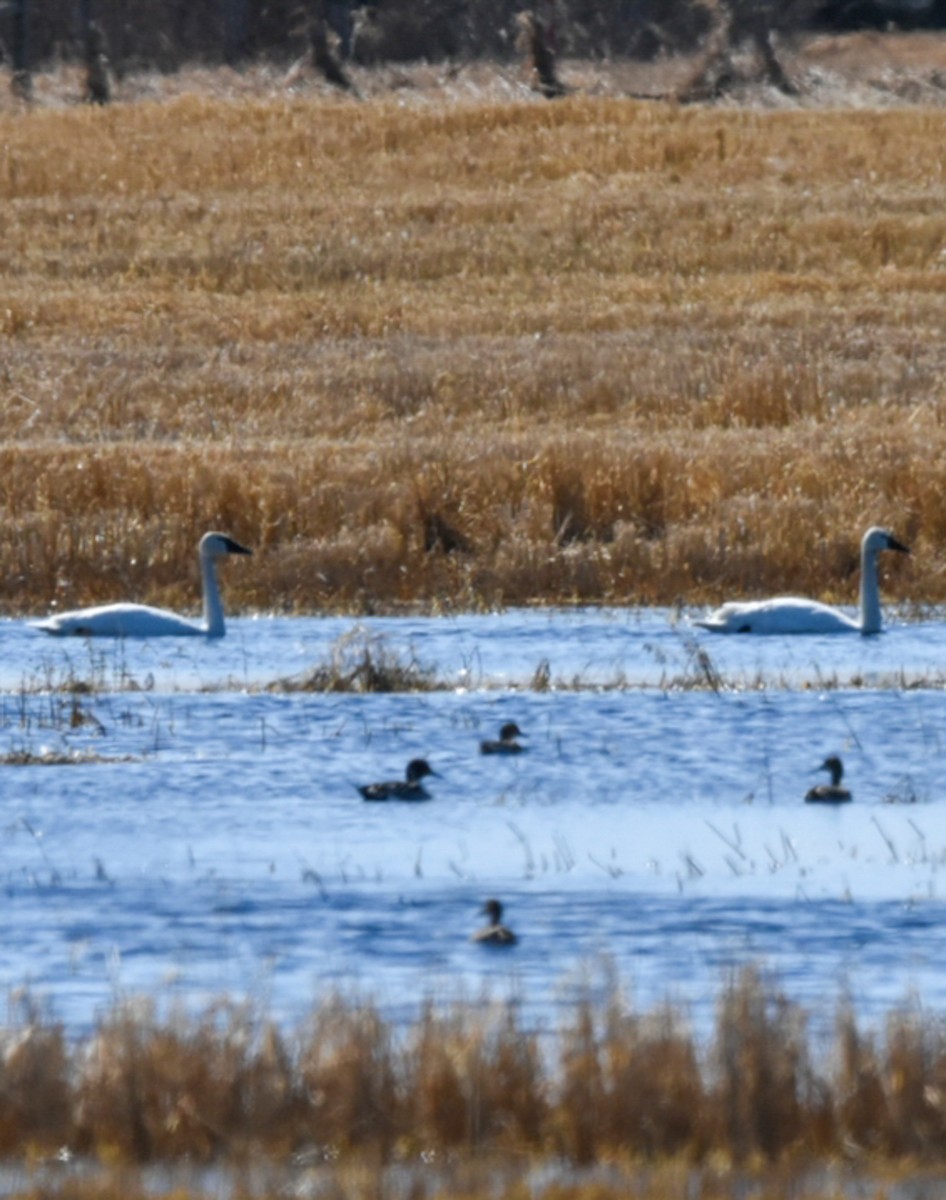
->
[[0, 1019, 71, 1156], [296, 994, 399, 1156], [709, 965, 815, 1162], [74, 999, 296, 1162], [407, 1000, 547, 1151]]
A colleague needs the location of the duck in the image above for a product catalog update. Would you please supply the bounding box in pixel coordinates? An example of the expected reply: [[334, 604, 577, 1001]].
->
[[357, 759, 440, 802], [32, 531, 252, 638], [805, 756, 852, 804], [470, 898, 518, 946], [479, 721, 527, 755], [695, 526, 909, 635]]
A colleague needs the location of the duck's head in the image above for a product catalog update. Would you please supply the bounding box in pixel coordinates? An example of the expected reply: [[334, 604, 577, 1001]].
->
[[482, 898, 504, 923], [200, 532, 253, 558], [406, 759, 439, 783], [500, 722, 526, 740], [818, 755, 844, 786]]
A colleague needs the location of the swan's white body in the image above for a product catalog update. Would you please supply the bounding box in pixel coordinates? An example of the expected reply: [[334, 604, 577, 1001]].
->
[[695, 527, 909, 635], [32, 532, 252, 639]]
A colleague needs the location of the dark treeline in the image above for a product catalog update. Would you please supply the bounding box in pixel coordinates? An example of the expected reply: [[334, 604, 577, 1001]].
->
[[4, 0, 710, 71], [4, 0, 946, 74]]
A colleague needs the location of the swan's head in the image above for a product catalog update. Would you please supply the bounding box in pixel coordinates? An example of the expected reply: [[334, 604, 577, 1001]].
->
[[482, 898, 504, 923], [862, 527, 909, 557], [500, 722, 526, 741], [199, 532, 253, 559], [406, 758, 439, 783]]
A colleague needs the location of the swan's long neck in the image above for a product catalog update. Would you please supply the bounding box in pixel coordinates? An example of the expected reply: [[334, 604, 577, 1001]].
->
[[859, 543, 882, 635], [200, 551, 226, 638]]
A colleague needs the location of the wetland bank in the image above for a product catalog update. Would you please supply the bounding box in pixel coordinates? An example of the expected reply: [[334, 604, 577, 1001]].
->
[[6, 36, 946, 1200]]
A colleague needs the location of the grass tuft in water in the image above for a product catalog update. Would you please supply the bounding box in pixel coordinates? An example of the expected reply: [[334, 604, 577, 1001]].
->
[[271, 628, 442, 693], [0, 748, 138, 765]]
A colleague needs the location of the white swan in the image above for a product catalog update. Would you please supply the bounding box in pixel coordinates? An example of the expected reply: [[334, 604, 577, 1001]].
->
[[32, 531, 252, 638], [695, 527, 909, 635]]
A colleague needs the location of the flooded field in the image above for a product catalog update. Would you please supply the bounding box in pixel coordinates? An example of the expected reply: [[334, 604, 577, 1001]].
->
[[2, 609, 946, 1040]]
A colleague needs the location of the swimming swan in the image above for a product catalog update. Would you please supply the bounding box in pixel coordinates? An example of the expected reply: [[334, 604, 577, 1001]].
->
[[32, 531, 252, 638], [804, 756, 852, 805], [695, 527, 909, 635]]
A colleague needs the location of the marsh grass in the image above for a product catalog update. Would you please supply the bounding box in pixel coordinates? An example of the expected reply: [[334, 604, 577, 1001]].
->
[[0, 749, 137, 764], [272, 627, 441, 692], [2, 965, 946, 1180], [3, 49, 946, 616]]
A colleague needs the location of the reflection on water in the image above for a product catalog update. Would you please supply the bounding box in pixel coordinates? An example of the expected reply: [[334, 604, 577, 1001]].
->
[[2, 610, 946, 1036]]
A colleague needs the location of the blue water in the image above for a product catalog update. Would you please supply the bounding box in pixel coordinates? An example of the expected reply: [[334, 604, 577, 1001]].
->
[[3, 609, 946, 1038]]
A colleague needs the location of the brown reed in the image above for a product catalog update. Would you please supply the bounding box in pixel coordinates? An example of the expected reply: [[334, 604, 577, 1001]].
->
[[272, 627, 440, 692], [2, 52, 946, 617], [0, 965, 945, 1176]]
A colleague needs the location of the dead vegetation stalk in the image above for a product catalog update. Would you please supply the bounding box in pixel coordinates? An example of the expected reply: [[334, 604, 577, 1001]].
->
[[0, 968, 944, 1169]]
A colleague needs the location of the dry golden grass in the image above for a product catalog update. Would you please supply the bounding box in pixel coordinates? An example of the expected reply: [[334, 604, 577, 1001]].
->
[[4, 42, 946, 615], [5, 965, 946, 1195]]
